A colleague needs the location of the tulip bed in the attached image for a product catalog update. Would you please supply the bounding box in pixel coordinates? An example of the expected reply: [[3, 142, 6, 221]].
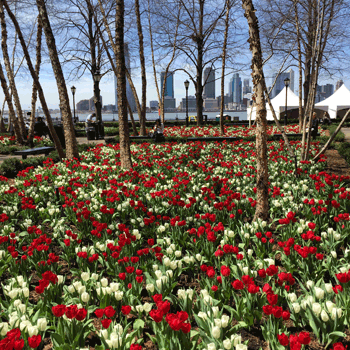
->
[[161, 125, 327, 138], [0, 137, 349, 350]]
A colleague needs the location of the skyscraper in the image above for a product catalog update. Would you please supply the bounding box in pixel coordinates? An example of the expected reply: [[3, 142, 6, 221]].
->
[[243, 79, 251, 94], [160, 71, 174, 98], [203, 67, 215, 99], [336, 80, 343, 91], [114, 43, 136, 112], [229, 73, 242, 104], [271, 69, 295, 98]]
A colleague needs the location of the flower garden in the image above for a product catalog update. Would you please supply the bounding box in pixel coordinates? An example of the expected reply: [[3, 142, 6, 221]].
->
[[0, 126, 349, 350]]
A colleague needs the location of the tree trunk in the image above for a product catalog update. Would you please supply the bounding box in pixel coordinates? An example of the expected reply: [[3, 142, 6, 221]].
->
[[2, 0, 64, 159], [196, 0, 204, 126], [220, 1, 230, 136], [242, 0, 269, 221], [0, 62, 22, 143], [127, 101, 138, 136], [36, 0, 79, 159], [28, 15, 42, 146], [293, 0, 304, 132], [115, 0, 132, 169], [313, 108, 350, 161], [134, 0, 147, 136], [0, 4, 26, 141], [0, 111, 5, 132]]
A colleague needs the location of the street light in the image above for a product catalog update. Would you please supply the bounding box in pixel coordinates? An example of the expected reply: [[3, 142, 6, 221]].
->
[[93, 69, 103, 139], [284, 77, 290, 126], [71, 86, 76, 123], [184, 80, 190, 127]]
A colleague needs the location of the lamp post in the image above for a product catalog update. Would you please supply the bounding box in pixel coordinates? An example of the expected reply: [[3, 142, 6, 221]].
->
[[184, 80, 189, 127], [93, 69, 103, 139], [284, 77, 290, 127], [71, 86, 76, 123]]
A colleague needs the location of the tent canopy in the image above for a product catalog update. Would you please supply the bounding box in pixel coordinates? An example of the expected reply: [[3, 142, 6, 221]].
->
[[315, 84, 350, 119], [247, 87, 302, 121]]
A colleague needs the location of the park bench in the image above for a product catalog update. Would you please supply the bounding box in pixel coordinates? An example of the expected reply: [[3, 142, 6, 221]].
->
[[14, 146, 55, 160], [129, 135, 152, 140]]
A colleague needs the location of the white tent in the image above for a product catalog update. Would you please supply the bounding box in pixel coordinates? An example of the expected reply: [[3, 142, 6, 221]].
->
[[315, 84, 350, 119], [247, 87, 302, 121]]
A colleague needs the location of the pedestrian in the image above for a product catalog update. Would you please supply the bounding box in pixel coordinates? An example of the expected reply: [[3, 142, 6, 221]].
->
[[310, 112, 319, 140]]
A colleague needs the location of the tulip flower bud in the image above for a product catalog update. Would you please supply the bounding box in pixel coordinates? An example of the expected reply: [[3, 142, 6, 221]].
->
[[100, 329, 108, 339], [212, 306, 219, 317], [292, 303, 301, 313], [320, 310, 329, 322], [156, 279, 162, 289], [143, 303, 152, 313], [331, 251, 337, 258], [170, 261, 178, 270], [207, 343, 216, 350], [312, 303, 322, 316], [326, 301, 335, 313], [114, 291, 123, 301], [68, 285, 75, 294], [37, 318, 47, 331], [18, 304, 26, 314], [196, 254, 202, 261], [214, 319, 222, 328], [321, 232, 327, 238], [81, 272, 90, 282], [22, 287, 29, 298], [198, 312, 207, 320], [236, 345, 248, 350], [28, 325, 39, 337], [91, 273, 99, 280], [0, 323, 8, 336], [324, 283, 333, 293], [306, 280, 314, 289], [14, 299, 21, 307], [175, 250, 182, 257], [81, 292, 90, 303], [288, 293, 297, 302], [146, 284, 154, 293], [212, 326, 221, 339], [223, 339, 232, 349], [135, 305, 143, 313], [315, 287, 324, 300], [57, 275, 64, 284], [221, 315, 230, 328], [100, 278, 108, 287]]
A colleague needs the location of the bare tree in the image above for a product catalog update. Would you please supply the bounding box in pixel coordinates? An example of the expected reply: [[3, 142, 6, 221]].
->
[[0, 4, 26, 141], [28, 15, 42, 146], [36, 0, 79, 159], [2, 0, 64, 159], [242, 0, 269, 221], [115, 0, 132, 168]]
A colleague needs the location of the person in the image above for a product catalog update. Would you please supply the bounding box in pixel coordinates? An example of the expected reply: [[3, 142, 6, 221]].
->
[[322, 111, 331, 125], [34, 117, 48, 137], [85, 112, 99, 138], [150, 119, 165, 142], [86, 112, 96, 124], [310, 112, 319, 140]]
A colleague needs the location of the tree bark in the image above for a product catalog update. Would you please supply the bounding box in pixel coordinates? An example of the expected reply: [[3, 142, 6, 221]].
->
[[127, 100, 138, 136], [28, 15, 43, 146], [115, 0, 132, 169], [0, 62, 22, 143], [242, 0, 269, 221], [2, 0, 64, 159], [36, 0, 79, 159], [134, 0, 147, 136], [0, 4, 26, 141], [220, 1, 230, 136]]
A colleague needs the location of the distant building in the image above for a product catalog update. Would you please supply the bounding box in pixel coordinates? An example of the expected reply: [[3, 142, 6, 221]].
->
[[216, 95, 232, 109], [203, 67, 215, 99], [163, 96, 176, 111], [335, 80, 343, 91], [89, 96, 103, 111], [77, 99, 89, 111], [271, 69, 295, 98], [315, 83, 334, 102], [115, 43, 136, 112], [322, 84, 334, 98], [103, 104, 115, 112], [243, 79, 251, 94], [204, 98, 218, 111], [229, 73, 242, 104], [160, 71, 174, 98], [181, 96, 197, 112], [150, 100, 159, 110]]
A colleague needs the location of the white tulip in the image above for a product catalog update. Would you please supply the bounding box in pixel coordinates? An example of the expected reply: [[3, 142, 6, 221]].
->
[[37, 318, 47, 331], [221, 315, 230, 328], [292, 303, 301, 313], [0, 322, 8, 336], [212, 326, 221, 339], [198, 312, 207, 320], [81, 272, 90, 282], [326, 301, 335, 314], [288, 293, 297, 302], [214, 319, 222, 328], [207, 343, 216, 350], [81, 292, 90, 303], [312, 303, 322, 316], [324, 283, 333, 293], [114, 291, 123, 301], [100, 278, 108, 287], [306, 280, 314, 289], [223, 339, 232, 349], [28, 325, 39, 337], [315, 287, 324, 300], [146, 284, 154, 293], [320, 310, 329, 322], [236, 345, 248, 350], [143, 303, 152, 313], [331, 251, 337, 258], [231, 334, 242, 347]]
